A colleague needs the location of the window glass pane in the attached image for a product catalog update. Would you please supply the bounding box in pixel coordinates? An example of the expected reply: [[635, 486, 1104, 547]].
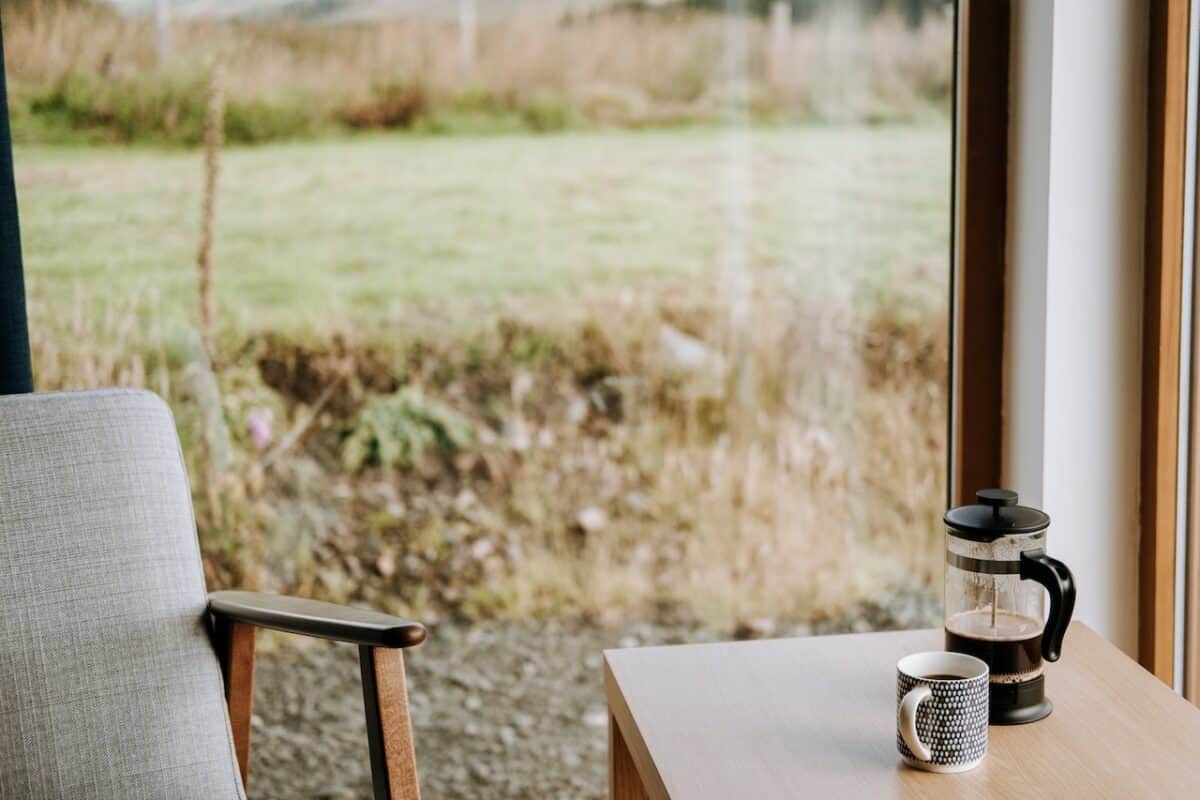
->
[[9, 1, 952, 796]]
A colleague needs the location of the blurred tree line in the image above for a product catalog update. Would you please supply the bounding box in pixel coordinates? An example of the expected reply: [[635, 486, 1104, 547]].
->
[[681, 0, 951, 27]]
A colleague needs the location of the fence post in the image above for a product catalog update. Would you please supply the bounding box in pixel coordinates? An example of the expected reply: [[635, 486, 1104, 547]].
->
[[156, 0, 172, 65], [196, 69, 224, 364], [768, 0, 792, 89], [459, 0, 478, 74]]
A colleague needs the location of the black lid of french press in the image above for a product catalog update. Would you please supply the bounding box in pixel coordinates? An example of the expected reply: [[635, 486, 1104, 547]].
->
[[943, 488, 1050, 541]]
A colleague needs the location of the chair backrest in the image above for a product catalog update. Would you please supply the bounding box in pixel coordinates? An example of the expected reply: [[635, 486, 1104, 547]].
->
[[0, 389, 245, 799]]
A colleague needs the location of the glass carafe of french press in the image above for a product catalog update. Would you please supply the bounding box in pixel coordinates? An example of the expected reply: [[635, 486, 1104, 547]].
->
[[944, 489, 1076, 724]]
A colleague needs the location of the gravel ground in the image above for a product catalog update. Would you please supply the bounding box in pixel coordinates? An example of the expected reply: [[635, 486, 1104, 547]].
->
[[248, 586, 939, 799]]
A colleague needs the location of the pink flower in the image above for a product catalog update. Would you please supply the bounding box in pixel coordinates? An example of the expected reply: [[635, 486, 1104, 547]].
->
[[248, 409, 274, 451]]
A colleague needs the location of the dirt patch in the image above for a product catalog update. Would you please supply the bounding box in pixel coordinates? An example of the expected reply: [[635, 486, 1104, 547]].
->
[[257, 335, 402, 418]]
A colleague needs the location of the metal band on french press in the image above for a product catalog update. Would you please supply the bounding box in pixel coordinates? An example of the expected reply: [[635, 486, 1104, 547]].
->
[[946, 552, 1022, 575]]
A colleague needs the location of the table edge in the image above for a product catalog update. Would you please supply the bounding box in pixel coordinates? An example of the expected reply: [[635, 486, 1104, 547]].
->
[[605, 657, 672, 800]]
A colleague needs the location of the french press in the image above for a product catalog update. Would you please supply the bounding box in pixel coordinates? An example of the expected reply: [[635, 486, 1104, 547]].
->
[[943, 489, 1076, 724]]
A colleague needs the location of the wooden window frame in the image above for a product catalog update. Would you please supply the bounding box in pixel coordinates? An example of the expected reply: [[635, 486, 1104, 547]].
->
[[950, 0, 1009, 507], [1183, 1, 1200, 702], [955, 0, 1192, 688], [1144, 0, 1191, 688]]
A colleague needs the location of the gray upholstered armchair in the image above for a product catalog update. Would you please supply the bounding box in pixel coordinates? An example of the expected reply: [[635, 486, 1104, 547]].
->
[[0, 389, 426, 799]]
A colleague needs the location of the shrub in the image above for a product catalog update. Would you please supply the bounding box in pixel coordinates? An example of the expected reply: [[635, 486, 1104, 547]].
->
[[8, 6, 954, 142], [340, 82, 429, 130], [519, 93, 574, 133], [224, 95, 322, 144], [448, 86, 517, 115], [341, 387, 474, 471], [31, 72, 205, 143], [29, 71, 322, 145]]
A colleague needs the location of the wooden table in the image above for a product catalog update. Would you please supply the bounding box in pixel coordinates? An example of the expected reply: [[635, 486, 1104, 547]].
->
[[604, 623, 1200, 798]]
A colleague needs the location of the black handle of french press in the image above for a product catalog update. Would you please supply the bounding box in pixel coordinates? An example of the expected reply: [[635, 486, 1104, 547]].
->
[[1019, 549, 1076, 662]]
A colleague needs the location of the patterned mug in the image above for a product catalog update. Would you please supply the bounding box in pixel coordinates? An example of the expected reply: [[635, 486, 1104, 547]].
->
[[896, 651, 989, 773]]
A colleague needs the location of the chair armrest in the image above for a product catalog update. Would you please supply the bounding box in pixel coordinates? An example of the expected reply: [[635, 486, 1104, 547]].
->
[[208, 590, 427, 648]]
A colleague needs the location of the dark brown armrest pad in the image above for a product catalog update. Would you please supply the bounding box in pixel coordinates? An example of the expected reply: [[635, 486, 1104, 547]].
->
[[208, 590, 427, 648]]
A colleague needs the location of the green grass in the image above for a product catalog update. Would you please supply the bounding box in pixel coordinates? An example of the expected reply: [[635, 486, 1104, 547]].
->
[[15, 125, 950, 334]]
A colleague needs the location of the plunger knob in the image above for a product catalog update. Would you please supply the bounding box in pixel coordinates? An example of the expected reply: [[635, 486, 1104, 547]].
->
[[977, 488, 1018, 506], [977, 488, 1018, 516]]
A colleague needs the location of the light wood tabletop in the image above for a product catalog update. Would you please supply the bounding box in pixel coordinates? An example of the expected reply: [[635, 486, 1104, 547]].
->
[[604, 623, 1200, 799]]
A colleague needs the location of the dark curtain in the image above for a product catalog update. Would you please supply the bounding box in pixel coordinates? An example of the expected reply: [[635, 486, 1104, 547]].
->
[[0, 15, 32, 395]]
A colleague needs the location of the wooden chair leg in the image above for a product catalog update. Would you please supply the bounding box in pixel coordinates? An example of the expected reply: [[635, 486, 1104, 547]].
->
[[214, 617, 257, 791], [360, 646, 421, 800]]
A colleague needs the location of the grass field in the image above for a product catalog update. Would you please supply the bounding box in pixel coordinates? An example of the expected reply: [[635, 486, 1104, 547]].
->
[[16, 125, 949, 331], [17, 124, 951, 627]]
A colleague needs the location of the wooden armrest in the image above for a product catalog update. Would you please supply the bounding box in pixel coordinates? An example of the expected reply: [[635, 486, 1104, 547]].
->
[[210, 591, 425, 798], [208, 590, 427, 648]]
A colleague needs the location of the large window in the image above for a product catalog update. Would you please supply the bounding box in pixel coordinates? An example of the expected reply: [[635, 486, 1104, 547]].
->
[[7, 1, 954, 796]]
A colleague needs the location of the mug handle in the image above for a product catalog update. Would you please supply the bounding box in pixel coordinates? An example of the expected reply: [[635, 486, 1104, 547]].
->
[[898, 685, 932, 761], [1020, 548, 1077, 662]]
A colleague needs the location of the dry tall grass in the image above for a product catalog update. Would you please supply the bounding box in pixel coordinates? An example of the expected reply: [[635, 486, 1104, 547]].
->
[[26, 287, 162, 393], [26, 276, 946, 628], [6, 1, 952, 129], [475, 282, 946, 627]]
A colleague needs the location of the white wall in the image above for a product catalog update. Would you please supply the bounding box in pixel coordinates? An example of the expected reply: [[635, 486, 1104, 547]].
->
[[1003, 0, 1147, 656], [1003, 0, 1052, 513]]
